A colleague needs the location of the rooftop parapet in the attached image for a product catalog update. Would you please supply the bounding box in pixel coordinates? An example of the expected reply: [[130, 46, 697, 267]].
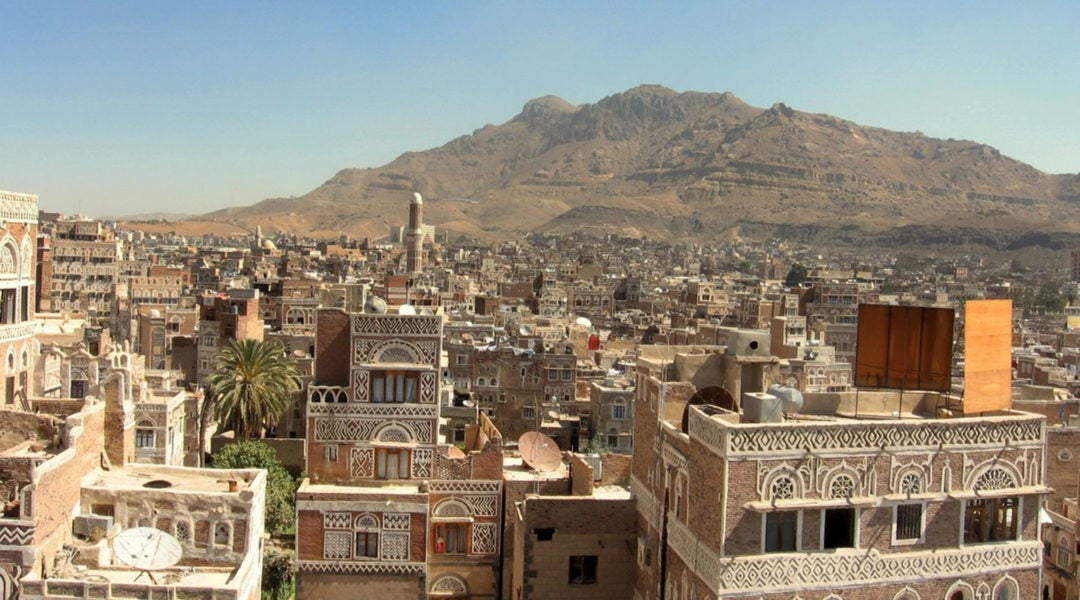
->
[[0, 189, 39, 223], [688, 401, 1043, 460]]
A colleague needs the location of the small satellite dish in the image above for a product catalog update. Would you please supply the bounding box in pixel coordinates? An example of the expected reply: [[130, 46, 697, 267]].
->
[[114, 527, 183, 580], [575, 316, 592, 329], [420, 307, 435, 316], [398, 304, 418, 315], [520, 324, 534, 336], [462, 400, 475, 408], [547, 410, 561, 421], [518, 431, 562, 472], [365, 296, 387, 314]]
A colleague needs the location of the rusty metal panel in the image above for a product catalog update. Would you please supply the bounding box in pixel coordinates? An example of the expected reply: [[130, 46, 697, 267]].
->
[[854, 304, 954, 391], [963, 299, 1013, 414]]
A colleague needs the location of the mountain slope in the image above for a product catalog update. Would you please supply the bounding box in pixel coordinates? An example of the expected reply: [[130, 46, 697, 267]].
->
[[193, 85, 1080, 249]]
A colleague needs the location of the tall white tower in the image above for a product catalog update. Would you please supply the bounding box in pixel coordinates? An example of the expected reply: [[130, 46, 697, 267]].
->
[[405, 192, 424, 274]]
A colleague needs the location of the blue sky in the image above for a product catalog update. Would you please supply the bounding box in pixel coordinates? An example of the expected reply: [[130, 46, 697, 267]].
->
[[3, 1, 1079, 216]]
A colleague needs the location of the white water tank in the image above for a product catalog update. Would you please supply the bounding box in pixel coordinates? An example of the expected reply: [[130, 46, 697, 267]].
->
[[742, 392, 783, 424], [767, 384, 804, 414]]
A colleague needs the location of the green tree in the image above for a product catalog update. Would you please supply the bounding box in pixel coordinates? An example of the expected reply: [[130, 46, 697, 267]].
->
[[261, 546, 295, 600], [213, 440, 297, 536], [784, 263, 808, 288], [210, 339, 300, 439]]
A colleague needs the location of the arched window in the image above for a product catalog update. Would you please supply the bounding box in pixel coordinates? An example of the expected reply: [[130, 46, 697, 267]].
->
[[433, 500, 471, 555], [354, 513, 380, 559], [214, 522, 232, 547], [992, 577, 1018, 600]]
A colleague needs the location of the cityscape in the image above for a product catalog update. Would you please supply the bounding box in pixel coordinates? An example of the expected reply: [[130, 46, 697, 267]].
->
[[4, 4, 1080, 600], [1, 185, 1079, 599]]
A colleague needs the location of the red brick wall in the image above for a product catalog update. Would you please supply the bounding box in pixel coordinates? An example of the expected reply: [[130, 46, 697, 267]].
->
[[314, 309, 349, 386]]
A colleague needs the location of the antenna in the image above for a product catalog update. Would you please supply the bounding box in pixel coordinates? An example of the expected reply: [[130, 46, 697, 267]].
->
[[113, 527, 183, 584], [518, 431, 562, 472]]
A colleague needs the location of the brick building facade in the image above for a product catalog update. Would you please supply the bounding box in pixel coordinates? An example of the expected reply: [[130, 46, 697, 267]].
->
[[295, 307, 505, 599]]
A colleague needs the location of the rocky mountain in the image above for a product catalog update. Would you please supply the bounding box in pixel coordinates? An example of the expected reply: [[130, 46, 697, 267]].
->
[[180, 84, 1080, 251]]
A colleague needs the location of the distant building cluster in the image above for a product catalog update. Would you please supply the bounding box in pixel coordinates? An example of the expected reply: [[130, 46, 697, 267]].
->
[[3, 187, 1080, 599]]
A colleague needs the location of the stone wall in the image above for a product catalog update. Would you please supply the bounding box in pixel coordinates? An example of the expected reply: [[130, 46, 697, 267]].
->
[[516, 496, 636, 600]]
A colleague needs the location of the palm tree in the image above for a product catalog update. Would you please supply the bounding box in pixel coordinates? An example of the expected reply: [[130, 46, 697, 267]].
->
[[209, 339, 300, 439]]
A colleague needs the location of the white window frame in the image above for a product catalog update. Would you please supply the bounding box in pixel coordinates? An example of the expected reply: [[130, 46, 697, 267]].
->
[[819, 507, 860, 550], [760, 510, 802, 553], [891, 502, 926, 545]]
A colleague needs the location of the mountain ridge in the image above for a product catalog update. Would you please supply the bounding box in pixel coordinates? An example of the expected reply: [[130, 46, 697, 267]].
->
[[159, 85, 1080, 250]]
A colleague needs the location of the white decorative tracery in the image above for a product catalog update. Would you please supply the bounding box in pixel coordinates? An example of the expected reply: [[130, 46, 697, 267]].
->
[[771, 477, 795, 500], [381, 532, 409, 561], [375, 424, 414, 444], [829, 474, 856, 499], [972, 465, 1019, 491], [433, 499, 470, 518], [323, 531, 351, 560], [430, 574, 468, 595], [472, 522, 497, 554], [412, 448, 433, 478], [758, 464, 806, 501], [899, 472, 922, 495], [351, 447, 374, 478], [0, 239, 16, 276], [324, 512, 351, 529], [19, 237, 32, 278], [383, 513, 410, 530]]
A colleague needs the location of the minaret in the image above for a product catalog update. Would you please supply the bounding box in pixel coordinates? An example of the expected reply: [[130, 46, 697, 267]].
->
[[405, 192, 424, 274]]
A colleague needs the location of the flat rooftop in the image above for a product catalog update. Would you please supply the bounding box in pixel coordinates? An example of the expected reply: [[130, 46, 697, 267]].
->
[[502, 455, 568, 482], [22, 565, 237, 587], [84, 466, 256, 494]]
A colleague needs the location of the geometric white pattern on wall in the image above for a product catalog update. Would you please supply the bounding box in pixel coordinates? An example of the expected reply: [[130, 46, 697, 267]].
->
[[381, 531, 410, 561], [471, 522, 497, 554], [323, 531, 352, 560]]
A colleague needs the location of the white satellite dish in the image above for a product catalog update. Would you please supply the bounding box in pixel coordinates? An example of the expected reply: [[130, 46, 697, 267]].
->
[[114, 527, 183, 582], [398, 304, 418, 315], [574, 316, 592, 329], [520, 324, 534, 336]]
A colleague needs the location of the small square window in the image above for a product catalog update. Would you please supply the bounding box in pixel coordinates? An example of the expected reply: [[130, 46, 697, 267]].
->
[[534, 527, 555, 541], [568, 555, 597, 584]]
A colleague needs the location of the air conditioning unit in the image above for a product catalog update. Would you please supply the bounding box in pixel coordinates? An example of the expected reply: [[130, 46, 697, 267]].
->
[[73, 515, 114, 538]]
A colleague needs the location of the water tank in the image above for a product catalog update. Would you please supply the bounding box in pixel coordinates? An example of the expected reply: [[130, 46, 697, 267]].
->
[[767, 384, 804, 414], [741, 392, 783, 424]]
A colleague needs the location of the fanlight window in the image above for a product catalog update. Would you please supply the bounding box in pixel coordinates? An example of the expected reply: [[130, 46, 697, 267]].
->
[[900, 472, 921, 495], [830, 474, 856, 499], [975, 467, 1016, 491], [770, 476, 795, 500]]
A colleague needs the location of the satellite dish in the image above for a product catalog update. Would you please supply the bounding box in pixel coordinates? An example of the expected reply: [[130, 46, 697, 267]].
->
[[575, 316, 592, 329], [365, 296, 387, 314], [518, 431, 562, 472], [420, 307, 435, 316], [681, 386, 736, 433], [520, 324, 534, 336], [398, 304, 417, 315], [547, 410, 561, 421], [114, 527, 183, 579]]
